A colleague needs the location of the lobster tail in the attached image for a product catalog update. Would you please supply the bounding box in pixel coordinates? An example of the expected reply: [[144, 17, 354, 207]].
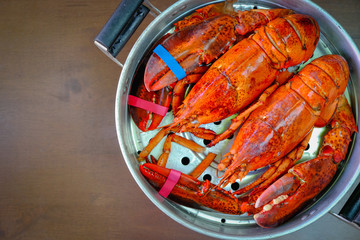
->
[[252, 14, 320, 69], [283, 14, 320, 66], [251, 14, 319, 69], [236, 9, 295, 35], [291, 54, 349, 113]]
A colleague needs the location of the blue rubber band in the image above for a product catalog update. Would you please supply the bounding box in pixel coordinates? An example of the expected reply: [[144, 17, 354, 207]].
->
[[153, 44, 186, 80]]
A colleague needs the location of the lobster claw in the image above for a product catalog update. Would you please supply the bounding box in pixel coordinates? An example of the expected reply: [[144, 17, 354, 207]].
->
[[173, 2, 233, 31], [144, 3, 237, 92], [254, 96, 357, 228], [140, 163, 242, 214], [129, 79, 172, 132], [144, 14, 238, 92], [253, 172, 303, 228], [253, 154, 340, 228]]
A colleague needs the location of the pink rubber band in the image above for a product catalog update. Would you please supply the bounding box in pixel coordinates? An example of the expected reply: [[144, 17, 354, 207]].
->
[[158, 169, 181, 198], [128, 95, 168, 116]]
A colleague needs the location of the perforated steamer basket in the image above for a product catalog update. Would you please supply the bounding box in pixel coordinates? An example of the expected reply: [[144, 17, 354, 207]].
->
[[95, 0, 360, 238]]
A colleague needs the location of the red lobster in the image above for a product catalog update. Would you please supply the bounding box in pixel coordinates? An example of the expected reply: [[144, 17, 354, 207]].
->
[[136, 11, 320, 162], [131, 3, 303, 132], [139, 54, 357, 227]]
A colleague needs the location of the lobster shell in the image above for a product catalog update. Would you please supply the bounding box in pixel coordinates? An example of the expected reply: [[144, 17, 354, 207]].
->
[[173, 14, 319, 129]]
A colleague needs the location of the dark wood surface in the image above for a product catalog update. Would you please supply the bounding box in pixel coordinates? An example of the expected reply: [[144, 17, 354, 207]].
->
[[1, 0, 359, 239]]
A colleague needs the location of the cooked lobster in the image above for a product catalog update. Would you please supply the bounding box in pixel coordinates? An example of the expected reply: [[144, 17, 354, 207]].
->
[[139, 54, 357, 227], [131, 3, 311, 131], [129, 2, 357, 228], [136, 10, 320, 161]]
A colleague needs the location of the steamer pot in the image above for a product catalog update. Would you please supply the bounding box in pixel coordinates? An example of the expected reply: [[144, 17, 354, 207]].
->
[[95, 0, 360, 238]]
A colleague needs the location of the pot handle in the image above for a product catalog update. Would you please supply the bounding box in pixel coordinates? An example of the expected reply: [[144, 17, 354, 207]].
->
[[94, 0, 151, 67], [331, 180, 360, 230]]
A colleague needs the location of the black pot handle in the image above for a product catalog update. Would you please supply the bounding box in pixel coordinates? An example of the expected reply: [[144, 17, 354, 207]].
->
[[332, 180, 360, 229], [94, 0, 150, 66]]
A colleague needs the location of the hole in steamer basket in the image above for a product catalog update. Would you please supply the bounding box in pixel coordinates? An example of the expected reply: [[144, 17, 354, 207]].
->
[[181, 156, 190, 165], [202, 174, 212, 182], [231, 182, 240, 191]]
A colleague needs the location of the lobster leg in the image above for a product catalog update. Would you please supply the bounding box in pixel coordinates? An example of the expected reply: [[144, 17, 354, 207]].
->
[[157, 133, 174, 167], [254, 96, 357, 228], [140, 163, 242, 214], [138, 128, 206, 162], [171, 134, 206, 153], [138, 128, 172, 161], [233, 130, 312, 196], [186, 127, 217, 140], [189, 152, 217, 179], [172, 73, 205, 115]]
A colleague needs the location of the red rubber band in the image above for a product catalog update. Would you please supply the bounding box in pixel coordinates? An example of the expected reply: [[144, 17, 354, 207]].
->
[[158, 169, 181, 198], [128, 95, 168, 116]]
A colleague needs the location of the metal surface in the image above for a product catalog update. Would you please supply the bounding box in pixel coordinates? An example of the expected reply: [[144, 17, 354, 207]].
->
[[115, 0, 360, 238]]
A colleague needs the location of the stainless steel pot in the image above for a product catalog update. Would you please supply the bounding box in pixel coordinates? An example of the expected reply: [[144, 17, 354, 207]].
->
[[95, 0, 360, 238]]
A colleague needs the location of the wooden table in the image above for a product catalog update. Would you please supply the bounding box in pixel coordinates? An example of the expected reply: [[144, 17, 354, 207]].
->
[[1, 0, 359, 239]]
